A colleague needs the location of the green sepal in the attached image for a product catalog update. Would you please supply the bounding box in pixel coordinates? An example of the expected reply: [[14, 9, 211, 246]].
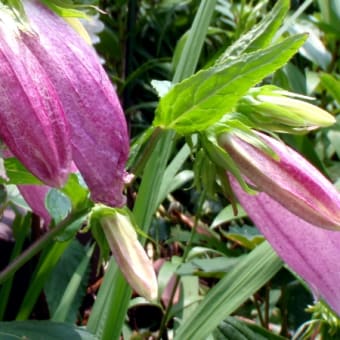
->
[[200, 133, 254, 195], [89, 205, 152, 265]]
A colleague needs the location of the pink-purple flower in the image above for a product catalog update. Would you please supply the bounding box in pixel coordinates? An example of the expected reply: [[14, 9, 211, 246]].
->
[[0, 6, 71, 187], [219, 131, 340, 229], [220, 131, 340, 314], [231, 177, 340, 315], [0, 1, 129, 207], [23, 0, 129, 207]]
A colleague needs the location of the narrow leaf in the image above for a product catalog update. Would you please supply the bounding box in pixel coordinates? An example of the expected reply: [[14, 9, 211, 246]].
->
[[0, 321, 96, 340], [213, 316, 285, 340], [174, 241, 282, 339], [16, 240, 72, 320], [86, 259, 131, 340], [47, 241, 93, 323], [218, 0, 289, 61], [320, 73, 340, 104]]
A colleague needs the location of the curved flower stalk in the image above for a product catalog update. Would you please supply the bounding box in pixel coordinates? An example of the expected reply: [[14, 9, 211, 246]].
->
[[219, 131, 340, 229], [0, 5, 71, 187], [230, 177, 340, 316], [23, 0, 129, 207]]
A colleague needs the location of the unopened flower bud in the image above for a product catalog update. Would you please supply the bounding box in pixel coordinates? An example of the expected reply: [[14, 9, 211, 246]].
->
[[237, 86, 335, 133], [219, 131, 340, 229], [23, 1, 129, 206], [0, 6, 71, 187], [91, 206, 158, 301]]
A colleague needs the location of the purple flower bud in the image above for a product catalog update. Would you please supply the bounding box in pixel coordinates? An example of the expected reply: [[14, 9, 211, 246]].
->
[[0, 8, 71, 187], [231, 176, 340, 315], [219, 132, 340, 229], [23, 1, 129, 207]]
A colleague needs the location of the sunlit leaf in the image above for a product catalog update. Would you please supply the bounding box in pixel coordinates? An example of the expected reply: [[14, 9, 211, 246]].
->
[[154, 34, 306, 134]]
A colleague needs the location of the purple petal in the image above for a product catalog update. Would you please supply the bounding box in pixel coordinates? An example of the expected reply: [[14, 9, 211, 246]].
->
[[18, 185, 51, 225], [231, 176, 340, 315], [220, 132, 340, 229], [23, 1, 129, 207], [0, 13, 71, 186]]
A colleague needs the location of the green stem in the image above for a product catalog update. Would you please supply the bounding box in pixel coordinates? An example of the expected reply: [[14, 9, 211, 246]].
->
[[0, 213, 31, 320], [0, 208, 89, 285], [87, 2, 217, 338], [253, 294, 265, 327], [158, 190, 207, 339], [130, 126, 163, 178]]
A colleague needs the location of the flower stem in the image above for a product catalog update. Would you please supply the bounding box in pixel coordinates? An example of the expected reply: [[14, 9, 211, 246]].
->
[[157, 190, 207, 339], [0, 208, 89, 284]]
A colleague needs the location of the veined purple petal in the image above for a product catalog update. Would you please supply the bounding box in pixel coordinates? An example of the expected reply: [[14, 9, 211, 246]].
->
[[23, 0, 129, 207], [219, 132, 340, 229], [231, 176, 340, 315], [0, 10, 71, 186], [18, 185, 51, 224]]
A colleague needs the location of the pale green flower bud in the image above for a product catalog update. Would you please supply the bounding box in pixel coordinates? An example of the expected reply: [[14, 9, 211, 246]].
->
[[237, 86, 335, 133], [90, 206, 158, 301]]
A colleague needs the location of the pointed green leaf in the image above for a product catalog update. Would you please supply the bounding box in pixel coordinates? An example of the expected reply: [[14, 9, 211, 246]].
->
[[52, 245, 94, 323], [154, 34, 307, 134], [218, 0, 289, 61], [46, 241, 93, 323]]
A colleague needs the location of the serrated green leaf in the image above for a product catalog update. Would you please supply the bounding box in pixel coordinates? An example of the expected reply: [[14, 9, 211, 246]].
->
[[0, 321, 97, 340], [174, 241, 283, 340], [218, 0, 289, 61], [154, 34, 307, 134]]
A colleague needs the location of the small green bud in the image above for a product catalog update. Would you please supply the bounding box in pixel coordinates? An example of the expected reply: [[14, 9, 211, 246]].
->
[[237, 86, 335, 133]]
